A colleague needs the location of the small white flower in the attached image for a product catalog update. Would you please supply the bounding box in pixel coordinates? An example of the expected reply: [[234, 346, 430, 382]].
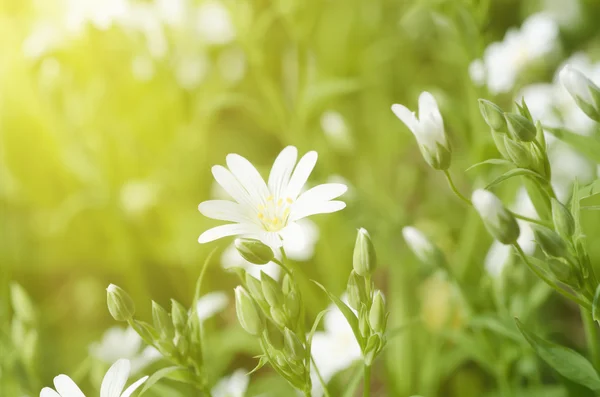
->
[[391, 92, 450, 170], [560, 64, 596, 104], [196, 291, 229, 322], [211, 369, 249, 397], [89, 327, 160, 375], [472, 189, 520, 245], [402, 226, 435, 264], [40, 359, 148, 397], [196, 0, 236, 45], [198, 146, 346, 248], [320, 111, 353, 152]]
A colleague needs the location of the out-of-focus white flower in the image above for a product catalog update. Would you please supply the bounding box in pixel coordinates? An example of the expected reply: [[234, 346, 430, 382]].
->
[[120, 180, 159, 216], [218, 47, 247, 83], [311, 298, 361, 396], [196, 291, 229, 322], [221, 219, 319, 281], [402, 226, 435, 264], [155, 0, 187, 26], [119, 3, 168, 59], [320, 111, 353, 152], [197, 146, 346, 248], [211, 369, 249, 397], [560, 64, 600, 122], [549, 144, 597, 201], [472, 189, 520, 245], [131, 56, 155, 82], [175, 55, 210, 90], [89, 327, 161, 375], [391, 92, 450, 170], [468, 59, 486, 87], [484, 188, 537, 277], [470, 13, 559, 94], [196, 0, 236, 46], [65, 0, 129, 33], [41, 359, 148, 397], [22, 23, 67, 59]]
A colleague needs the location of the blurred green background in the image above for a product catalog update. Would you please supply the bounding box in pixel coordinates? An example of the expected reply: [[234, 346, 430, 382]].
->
[[2, 0, 600, 396]]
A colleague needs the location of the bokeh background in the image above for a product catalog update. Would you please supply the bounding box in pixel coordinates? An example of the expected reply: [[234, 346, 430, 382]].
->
[[2, 0, 600, 396]]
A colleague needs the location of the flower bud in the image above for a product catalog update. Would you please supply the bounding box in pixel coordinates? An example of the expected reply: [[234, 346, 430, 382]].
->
[[282, 274, 294, 295], [245, 273, 266, 303], [359, 305, 370, 338], [547, 258, 574, 285], [353, 228, 377, 276], [234, 238, 274, 265], [171, 299, 188, 332], [261, 271, 283, 308], [401, 226, 446, 268], [234, 286, 264, 336], [560, 65, 600, 122], [283, 328, 305, 360], [152, 301, 174, 339], [285, 290, 301, 321], [479, 99, 506, 132], [270, 306, 289, 328], [347, 271, 368, 311], [503, 136, 531, 168], [516, 98, 533, 120], [369, 291, 386, 333], [533, 225, 569, 258], [106, 284, 136, 322], [491, 130, 510, 159], [504, 113, 536, 142], [472, 190, 520, 245], [551, 198, 575, 238]]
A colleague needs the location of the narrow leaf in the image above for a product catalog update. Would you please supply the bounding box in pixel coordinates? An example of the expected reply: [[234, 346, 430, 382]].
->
[[466, 158, 515, 172], [578, 179, 600, 200], [593, 284, 600, 322], [486, 168, 545, 189], [139, 366, 187, 395]]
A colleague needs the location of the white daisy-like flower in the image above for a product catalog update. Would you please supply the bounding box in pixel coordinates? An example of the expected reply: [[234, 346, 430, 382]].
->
[[198, 146, 347, 248], [211, 369, 249, 397], [196, 291, 229, 322], [89, 327, 161, 375], [40, 358, 148, 397]]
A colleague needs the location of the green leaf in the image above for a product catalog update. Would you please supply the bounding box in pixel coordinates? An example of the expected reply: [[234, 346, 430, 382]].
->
[[139, 366, 188, 396], [312, 281, 363, 349], [470, 315, 521, 342], [578, 179, 600, 200], [466, 158, 515, 172], [342, 363, 363, 397], [515, 318, 600, 391], [572, 179, 582, 237], [306, 309, 329, 353], [593, 284, 600, 322], [486, 168, 546, 189], [248, 355, 269, 376], [545, 127, 600, 164]]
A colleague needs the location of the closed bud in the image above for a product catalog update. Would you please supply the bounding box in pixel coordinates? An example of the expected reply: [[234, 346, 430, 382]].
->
[[171, 299, 188, 332], [265, 320, 285, 350], [560, 65, 600, 122], [245, 273, 266, 303], [359, 305, 370, 338], [551, 198, 575, 238], [479, 99, 506, 132], [491, 130, 510, 159], [270, 306, 289, 328], [353, 228, 377, 276], [234, 286, 264, 336], [152, 301, 174, 339], [505, 113, 536, 142], [285, 290, 301, 321], [529, 138, 550, 178], [547, 258, 574, 285], [282, 274, 294, 295], [347, 271, 368, 311], [402, 226, 446, 268], [283, 328, 305, 360], [369, 291, 386, 333], [516, 98, 533, 120], [533, 225, 569, 258], [503, 136, 531, 168], [235, 238, 274, 265], [106, 284, 135, 322], [472, 190, 520, 245], [261, 271, 283, 308]]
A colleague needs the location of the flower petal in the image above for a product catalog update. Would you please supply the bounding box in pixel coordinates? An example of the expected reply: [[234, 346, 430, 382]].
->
[[391, 104, 418, 134], [268, 146, 298, 199], [226, 153, 270, 205], [211, 165, 255, 209], [54, 375, 86, 397], [293, 183, 347, 209], [40, 387, 61, 397], [289, 200, 346, 222], [285, 151, 318, 200], [100, 359, 130, 397], [198, 223, 261, 244], [418, 91, 442, 122], [198, 200, 254, 223], [120, 376, 149, 397], [259, 231, 283, 249]]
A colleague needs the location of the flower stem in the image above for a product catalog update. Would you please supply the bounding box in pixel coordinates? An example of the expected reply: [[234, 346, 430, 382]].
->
[[510, 211, 553, 227], [363, 364, 371, 397], [582, 308, 600, 370], [311, 355, 331, 397], [443, 170, 472, 205]]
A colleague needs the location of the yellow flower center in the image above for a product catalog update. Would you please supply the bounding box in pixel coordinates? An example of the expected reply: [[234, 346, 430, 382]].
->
[[257, 195, 294, 232]]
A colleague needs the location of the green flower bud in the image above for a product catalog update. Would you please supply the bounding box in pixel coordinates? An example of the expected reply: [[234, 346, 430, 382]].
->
[[491, 130, 510, 159], [285, 290, 301, 321], [353, 228, 377, 276], [283, 328, 305, 360], [547, 258, 574, 285], [503, 136, 531, 168], [265, 320, 285, 350], [10, 283, 36, 324], [234, 238, 274, 265], [472, 190, 520, 245], [152, 301, 174, 340], [347, 271, 368, 311], [364, 334, 383, 366], [551, 198, 575, 238], [359, 305, 370, 338], [479, 99, 506, 132], [505, 113, 536, 142], [234, 286, 264, 336], [529, 138, 550, 178], [261, 271, 283, 308], [516, 98, 533, 120], [106, 284, 136, 322], [245, 273, 266, 303], [171, 299, 188, 332], [282, 274, 294, 295], [270, 306, 289, 328], [533, 225, 569, 258], [369, 291, 386, 333]]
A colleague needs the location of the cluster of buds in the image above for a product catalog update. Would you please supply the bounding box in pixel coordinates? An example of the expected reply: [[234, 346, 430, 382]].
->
[[346, 229, 388, 366], [232, 238, 311, 393]]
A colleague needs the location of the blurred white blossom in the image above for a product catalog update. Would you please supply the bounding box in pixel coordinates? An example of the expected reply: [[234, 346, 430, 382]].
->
[[320, 111, 353, 152], [196, 0, 236, 45], [65, 0, 129, 32], [175, 55, 211, 90], [120, 180, 159, 216], [196, 291, 229, 322], [211, 369, 249, 397]]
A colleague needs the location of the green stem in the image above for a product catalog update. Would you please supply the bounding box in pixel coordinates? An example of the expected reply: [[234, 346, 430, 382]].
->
[[510, 211, 553, 227], [496, 365, 512, 397], [311, 356, 331, 397], [363, 364, 371, 397], [443, 170, 472, 205], [582, 309, 600, 370]]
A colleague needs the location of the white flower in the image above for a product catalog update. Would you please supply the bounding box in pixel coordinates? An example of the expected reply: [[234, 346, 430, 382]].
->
[[311, 299, 361, 396], [198, 146, 346, 248], [221, 219, 319, 281], [391, 92, 450, 170], [211, 369, 249, 397], [196, 291, 229, 322], [40, 358, 148, 397], [196, 0, 236, 45], [65, 0, 129, 32], [472, 189, 520, 245], [402, 226, 435, 264], [89, 327, 161, 375], [559, 64, 600, 121]]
